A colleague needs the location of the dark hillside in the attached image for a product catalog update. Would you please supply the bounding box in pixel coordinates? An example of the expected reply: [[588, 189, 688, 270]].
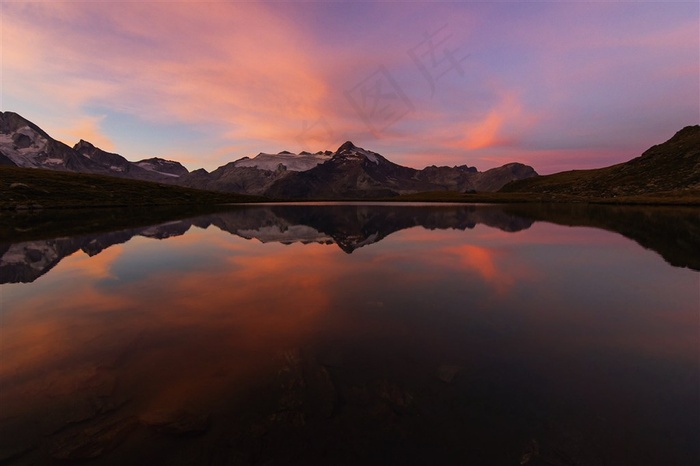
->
[[501, 126, 700, 197], [0, 166, 265, 209]]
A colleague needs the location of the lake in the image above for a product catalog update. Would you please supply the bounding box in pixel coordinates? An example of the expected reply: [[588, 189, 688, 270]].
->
[[1, 203, 698, 465]]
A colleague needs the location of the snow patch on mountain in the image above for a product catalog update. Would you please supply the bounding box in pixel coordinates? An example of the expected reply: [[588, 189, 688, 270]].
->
[[134, 162, 181, 177], [233, 152, 332, 172], [134, 158, 188, 177], [0, 127, 50, 167]]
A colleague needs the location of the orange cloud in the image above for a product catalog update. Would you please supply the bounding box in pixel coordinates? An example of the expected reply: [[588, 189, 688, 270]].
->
[[451, 91, 531, 151]]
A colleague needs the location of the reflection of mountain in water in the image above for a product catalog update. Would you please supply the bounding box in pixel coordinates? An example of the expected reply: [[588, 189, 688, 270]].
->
[[502, 203, 700, 271], [1, 203, 698, 284], [204, 204, 534, 254], [0, 222, 193, 283], [0, 205, 532, 283]]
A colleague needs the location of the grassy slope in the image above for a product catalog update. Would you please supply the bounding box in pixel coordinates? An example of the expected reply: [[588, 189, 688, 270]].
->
[[500, 125, 700, 200], [388, 189, 700, 205], [0, 166, 266, 209]]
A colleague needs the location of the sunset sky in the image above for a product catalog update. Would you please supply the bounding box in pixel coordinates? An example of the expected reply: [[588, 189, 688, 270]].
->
[[2, 1, 698, 173]]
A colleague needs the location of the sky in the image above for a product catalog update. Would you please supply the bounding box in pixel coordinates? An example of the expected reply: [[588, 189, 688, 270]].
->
[[1, 1, 698, 174]]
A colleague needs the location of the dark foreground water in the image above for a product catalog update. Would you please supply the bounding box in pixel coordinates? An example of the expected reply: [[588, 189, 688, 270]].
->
[[1, 203, 698, 465]]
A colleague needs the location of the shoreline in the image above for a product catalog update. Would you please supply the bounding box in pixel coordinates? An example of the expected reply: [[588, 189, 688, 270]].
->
[[2, 166, 699, 210]]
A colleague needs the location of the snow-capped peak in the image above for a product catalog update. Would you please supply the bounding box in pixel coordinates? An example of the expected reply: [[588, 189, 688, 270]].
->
[[333, 141, 380, 164]]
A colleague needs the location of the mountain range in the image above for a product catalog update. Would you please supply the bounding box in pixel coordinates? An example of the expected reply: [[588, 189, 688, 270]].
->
[[0, 111, 537, 198]]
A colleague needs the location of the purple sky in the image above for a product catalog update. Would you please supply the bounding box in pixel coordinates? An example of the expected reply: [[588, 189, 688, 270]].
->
[[2, 1, 698, 173]]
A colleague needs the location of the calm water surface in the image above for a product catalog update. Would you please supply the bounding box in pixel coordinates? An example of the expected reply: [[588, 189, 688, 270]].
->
[[1, 204, 698, 465]]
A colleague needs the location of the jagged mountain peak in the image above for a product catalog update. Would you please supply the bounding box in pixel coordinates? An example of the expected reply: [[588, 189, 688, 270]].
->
[[331, 141, 384, 166], [73, 140, 128, 161], [336, 141, 359, 153], [73, 139, 96, 151]]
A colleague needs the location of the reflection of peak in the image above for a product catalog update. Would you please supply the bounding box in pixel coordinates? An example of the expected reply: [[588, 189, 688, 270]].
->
[[140, 221, 191, 239], [73, 139, 96, 151], [334, 232, 381, 254]]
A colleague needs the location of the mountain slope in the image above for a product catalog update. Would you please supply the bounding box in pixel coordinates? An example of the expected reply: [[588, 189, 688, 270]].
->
[[134, 157, 189, 177], [501, 126, 700, 197], [0, 112, 115, 174]]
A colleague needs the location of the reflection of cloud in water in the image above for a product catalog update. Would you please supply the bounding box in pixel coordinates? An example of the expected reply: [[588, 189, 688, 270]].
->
[[0, 213, 698, 464], [3, 203, 699, 285], [446, 244, 513, 293]]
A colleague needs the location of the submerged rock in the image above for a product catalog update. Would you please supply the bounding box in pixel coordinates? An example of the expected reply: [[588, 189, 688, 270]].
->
[[140, 409, 210, 435], [50, 416, 138, 460], [437, 364, 461, 384]]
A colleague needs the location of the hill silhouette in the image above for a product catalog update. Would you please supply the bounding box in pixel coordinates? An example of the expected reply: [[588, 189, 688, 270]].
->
[[501, 126, 700, 198]]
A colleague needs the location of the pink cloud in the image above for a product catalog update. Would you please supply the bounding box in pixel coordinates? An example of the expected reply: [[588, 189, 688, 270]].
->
[[1, 2, 696, 171]]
